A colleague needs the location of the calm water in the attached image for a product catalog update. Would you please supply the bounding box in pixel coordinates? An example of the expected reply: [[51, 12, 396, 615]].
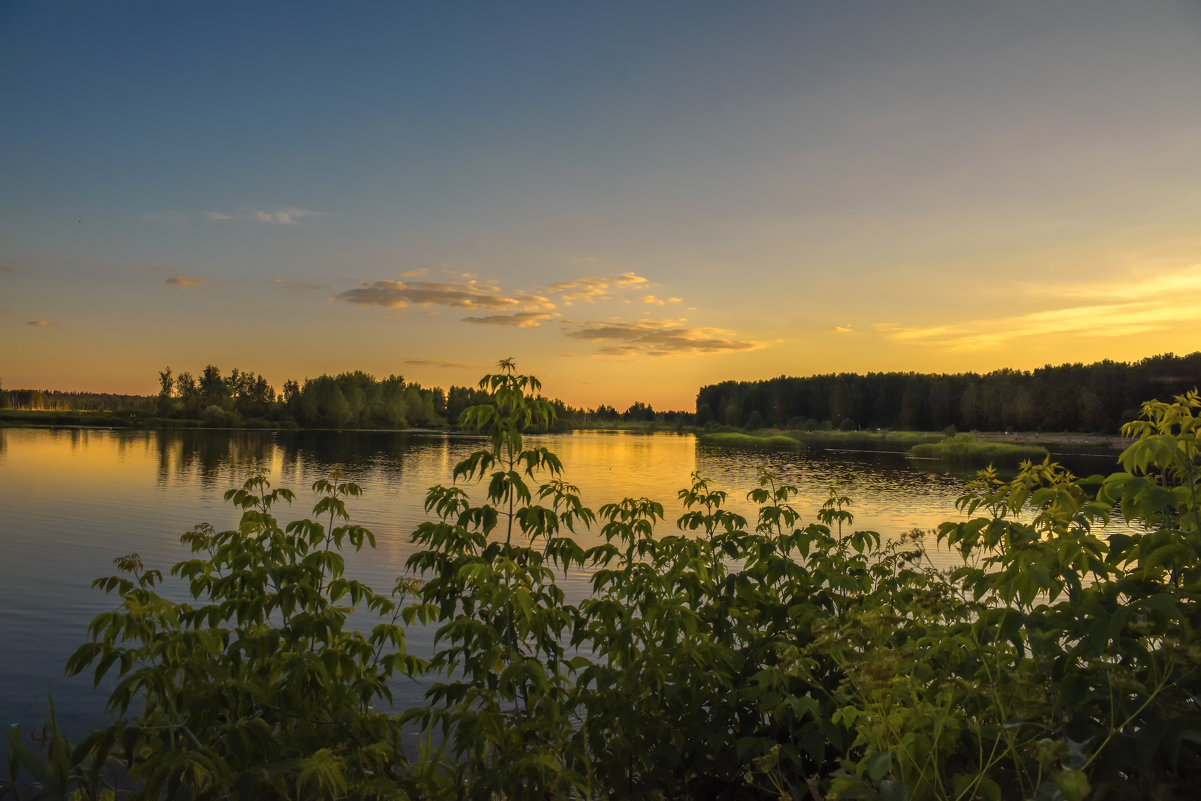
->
[[0, 427, 1115, 743]]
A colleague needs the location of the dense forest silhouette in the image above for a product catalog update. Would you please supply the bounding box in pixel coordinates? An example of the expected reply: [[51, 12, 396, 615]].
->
[[5, 352, 1201, 433], [0, 366, 685, 429], [695, 352, 1201, 434]]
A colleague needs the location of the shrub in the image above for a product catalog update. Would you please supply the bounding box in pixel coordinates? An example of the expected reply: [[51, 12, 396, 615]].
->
[[14, 367, 1201, 800], [8, 474, 426, 799]]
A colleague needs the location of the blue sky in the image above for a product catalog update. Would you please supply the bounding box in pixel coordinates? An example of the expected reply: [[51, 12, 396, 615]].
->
[[3, 1, 1201, 409]]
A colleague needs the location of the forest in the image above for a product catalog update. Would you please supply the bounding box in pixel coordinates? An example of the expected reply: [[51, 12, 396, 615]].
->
[[7, 352, 1201, 435], [696, 352, 1201, 434], [0, 365, 685, 430]]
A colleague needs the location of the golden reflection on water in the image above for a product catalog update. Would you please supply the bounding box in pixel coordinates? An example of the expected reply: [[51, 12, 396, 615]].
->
[[0, 426, 1008, 741]]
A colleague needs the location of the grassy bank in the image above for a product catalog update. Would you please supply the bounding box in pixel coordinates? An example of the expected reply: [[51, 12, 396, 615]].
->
[[699, 428, 943, 452], [0, 409, 148, 428], [699, 428, 1051, 468], [699, 431, 802, 450], [909, 433, 1048, 466]]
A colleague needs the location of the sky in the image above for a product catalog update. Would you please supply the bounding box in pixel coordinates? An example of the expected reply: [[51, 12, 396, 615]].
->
[[3, 1, 1201, 411]]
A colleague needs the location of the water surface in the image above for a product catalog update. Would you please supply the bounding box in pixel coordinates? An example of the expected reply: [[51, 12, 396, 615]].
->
[[0, 427, 1110, 742]]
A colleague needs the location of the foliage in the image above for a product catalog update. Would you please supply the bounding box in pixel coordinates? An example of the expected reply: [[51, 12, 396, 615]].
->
[[700, 429, 945, 453], [13, 365, 1201, 800], [697, 351, 1201, 433], [909, 433, 1049, 466], [7, 474, 426, 799], [699, 431, 802, 450]]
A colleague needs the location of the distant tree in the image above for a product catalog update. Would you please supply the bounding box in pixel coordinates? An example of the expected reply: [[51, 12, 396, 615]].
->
[[199, 365, 231, 411], [175, 372, 201, 417], [156, 367, 175, 417], [623, 401, 655, 422]]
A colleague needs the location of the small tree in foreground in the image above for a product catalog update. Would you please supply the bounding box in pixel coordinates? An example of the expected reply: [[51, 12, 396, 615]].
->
[[7, 474, 425, 800]]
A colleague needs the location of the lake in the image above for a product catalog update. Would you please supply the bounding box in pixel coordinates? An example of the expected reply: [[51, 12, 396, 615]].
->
[[0, 426, 1117, 745]]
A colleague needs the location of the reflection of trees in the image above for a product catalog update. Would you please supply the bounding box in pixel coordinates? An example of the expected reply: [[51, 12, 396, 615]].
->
[[275, 430, 420, 480], [154, 430, 277, 490], [149, 429, 445, 492]]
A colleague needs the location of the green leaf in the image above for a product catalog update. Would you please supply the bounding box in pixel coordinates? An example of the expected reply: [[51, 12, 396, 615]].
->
[[1052, 769, 1090, 801], [866, 750, 892, 782]]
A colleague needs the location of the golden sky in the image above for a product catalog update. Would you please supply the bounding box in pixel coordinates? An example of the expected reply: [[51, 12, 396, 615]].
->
[[3, 1, 1200, 410]]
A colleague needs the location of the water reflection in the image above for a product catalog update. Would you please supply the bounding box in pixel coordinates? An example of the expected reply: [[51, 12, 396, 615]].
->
[[4, 427, 1113, 747], [154, 429, 279, 490]]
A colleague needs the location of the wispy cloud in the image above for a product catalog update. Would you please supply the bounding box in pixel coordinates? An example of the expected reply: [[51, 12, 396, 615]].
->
[[27, 320, 55, 328], [463, 311, 561, 328], [539, 272, 649, 305], [0, 259, 21, 273], [1050, 263, 1201, 302], [198, 208, 323, 224], [251, 207, 322, 225], [880, 264, 1201, 350], [166, 275, 209, 288], [403, 358, 473, 369], [832, 325, 853, 334], [564, 318, 761, 356], [146, 208, 323, 225], [639, 294, 682, 306], [339, 278, 552, 311]]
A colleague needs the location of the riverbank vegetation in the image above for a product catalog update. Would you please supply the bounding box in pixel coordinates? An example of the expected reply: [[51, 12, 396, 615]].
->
[[8, 362, 1200, 799], [700, 429, 945, 453], [699, 431, 804, 450], [909, 433, 1049, 466], [697, 351, 1201, 434], [699, 429, 1044, 468], [1, 365, 693, 432]]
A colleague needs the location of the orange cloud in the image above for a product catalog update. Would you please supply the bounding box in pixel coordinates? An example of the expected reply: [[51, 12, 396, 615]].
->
[[564, 318, 760, 356], [463, 311, 560, 328], [882, 264, 1201, 351], [166, 275, 209, 288], [340, 278, 553, 312], [540, 272, 649, 303], [403, 358, 474, 369]]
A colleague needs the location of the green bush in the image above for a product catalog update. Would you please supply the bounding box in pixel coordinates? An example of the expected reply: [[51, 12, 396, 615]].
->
[[12, 365, 1201, 800]]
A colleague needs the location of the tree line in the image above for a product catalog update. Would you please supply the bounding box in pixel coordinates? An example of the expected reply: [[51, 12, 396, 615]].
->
[[155, 365, 455, 429], [696, 352, 1201, 434], [1, 365, 693, 430], [152, 364, 691, 429], [0, 388, 154, 414]]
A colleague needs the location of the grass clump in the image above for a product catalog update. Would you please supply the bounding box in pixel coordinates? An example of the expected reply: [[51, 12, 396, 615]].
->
[[909, 433, 1048, 466], [791, 429, 943, 451], [699, 431, 801, 450], [702, 428, 945, 453]]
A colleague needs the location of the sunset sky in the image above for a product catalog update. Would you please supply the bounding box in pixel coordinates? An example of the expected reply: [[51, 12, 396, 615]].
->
[[3, 1, 1201, 410]]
